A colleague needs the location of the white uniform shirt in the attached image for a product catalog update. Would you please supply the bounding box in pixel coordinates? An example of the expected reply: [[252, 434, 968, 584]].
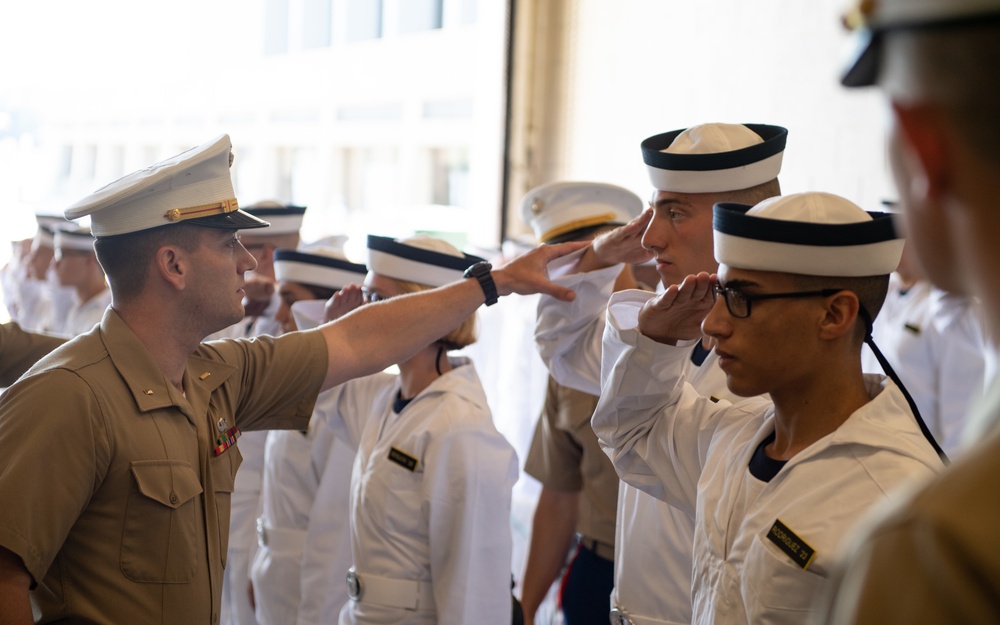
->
[[56, 287, 112, 337], [863, 276, 988, 453], [214, 293, 284, 625], [536, 253, 738, 625], [251, 399, 353, 625], [319, 359, 518, 625], [594, 291, 945, 625]]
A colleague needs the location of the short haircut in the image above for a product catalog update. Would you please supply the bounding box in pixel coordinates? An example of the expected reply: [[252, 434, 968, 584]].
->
[[393, 278, 478, 350], [94, 223, 203, 302], [714, 178, 782, 206], [883, 22, 1000, 167], [791, 273, 891, 342]]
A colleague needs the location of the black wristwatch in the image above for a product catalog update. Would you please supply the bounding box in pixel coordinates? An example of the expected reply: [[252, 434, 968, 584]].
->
[[463, 261, 498, 306]]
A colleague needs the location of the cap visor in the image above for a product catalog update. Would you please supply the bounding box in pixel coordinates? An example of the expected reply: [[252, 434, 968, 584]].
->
[[188, 210, 270, 230], [841, 30, 880, 87]]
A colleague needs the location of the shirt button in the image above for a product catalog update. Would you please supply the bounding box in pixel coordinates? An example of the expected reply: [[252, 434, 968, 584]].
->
[[169, 492, 179, 505]]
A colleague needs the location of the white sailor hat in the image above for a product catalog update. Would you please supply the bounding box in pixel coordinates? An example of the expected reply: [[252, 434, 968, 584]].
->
[[641, 123, 787, 194], [240, 201, 308, 236], [366, 234, 484, 287], [273, 248, 367, 291], [519, 181, 643, 244], [713, 192, 904, 277], [32, 213, 69, 248], [841, 0, 1000, 87], [54, 226, 96, 252], [64, 134, 268, 237]]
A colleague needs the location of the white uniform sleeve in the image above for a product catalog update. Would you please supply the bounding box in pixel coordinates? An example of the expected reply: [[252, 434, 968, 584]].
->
[[313, 372, 396, 450], [592, 291, 765, 515], [929, 293, 988, 454], [298, 421, 353, 625], [425, 420, 517, 625], [534, 249, 625, 395]]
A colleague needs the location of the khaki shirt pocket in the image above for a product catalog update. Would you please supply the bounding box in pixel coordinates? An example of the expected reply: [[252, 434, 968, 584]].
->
[[122, 460, 204, 583]]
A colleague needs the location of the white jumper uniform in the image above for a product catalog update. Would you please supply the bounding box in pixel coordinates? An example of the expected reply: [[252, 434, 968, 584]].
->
[[862, 275, 988, 454], [593, 291, 945, 625], [214, 298, 285, 625], [55, 287, 112, 338], [319, 358, 518, 625], [535, 254, 735, 625], [250, 393, 354, 625]]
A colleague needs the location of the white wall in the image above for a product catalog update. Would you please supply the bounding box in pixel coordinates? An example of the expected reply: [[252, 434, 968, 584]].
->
[[509, 0, 893, 225]]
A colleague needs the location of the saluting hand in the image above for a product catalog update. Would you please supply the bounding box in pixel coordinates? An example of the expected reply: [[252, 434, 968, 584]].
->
[[638, 272, 716, 344], [577, 208, 655, 273], [492, 240, 590, 301], [324, 283, 364, 322]]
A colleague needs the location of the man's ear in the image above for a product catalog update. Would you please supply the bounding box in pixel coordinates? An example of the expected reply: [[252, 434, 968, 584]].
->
[[155, 245, 188, 291], [819, 291, 861, 341], [891, 100, 952, 201]]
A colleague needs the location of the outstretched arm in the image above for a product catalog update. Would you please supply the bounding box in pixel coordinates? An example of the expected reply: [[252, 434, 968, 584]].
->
[[319, 241, 588, 391], [0, 547, 32, 625]]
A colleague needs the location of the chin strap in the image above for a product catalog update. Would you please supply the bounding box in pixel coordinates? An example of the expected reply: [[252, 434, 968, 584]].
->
[[435, 345, 445, 376], [859, 306, 949, 464]]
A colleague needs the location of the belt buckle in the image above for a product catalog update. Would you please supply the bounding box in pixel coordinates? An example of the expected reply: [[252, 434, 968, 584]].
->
[[346, 566, 363, 601], [609, 607, 633, 625]]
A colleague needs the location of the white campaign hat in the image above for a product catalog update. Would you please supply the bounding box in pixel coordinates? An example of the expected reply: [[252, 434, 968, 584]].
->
[[713, 192, 904, 277], [240, 201, 308, 236], [366, 234, 484, 287], [519, 181, 643, 244], [841, 0, 1000, 87], [641, 123, 787, 194], [54, 226, 96, 252], [64, 134, 268, 237], [273, 248, 367, 291]]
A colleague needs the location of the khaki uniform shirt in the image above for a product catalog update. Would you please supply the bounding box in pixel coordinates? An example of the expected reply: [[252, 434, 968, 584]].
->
[[0, 309, 327, 625], [523, 375, 619, 547], [817, 379, 1000, 625], [0, 321, 64, 387]]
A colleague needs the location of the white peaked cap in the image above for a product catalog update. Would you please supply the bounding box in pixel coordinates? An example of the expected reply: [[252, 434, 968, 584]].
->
[[64, 134, 268, 237], [366, 234, 484, 287], [641, 123, 787, 194], [519, 181, 643, 243], [713, 192, 904, 277], [841, 0, 1000, 87]]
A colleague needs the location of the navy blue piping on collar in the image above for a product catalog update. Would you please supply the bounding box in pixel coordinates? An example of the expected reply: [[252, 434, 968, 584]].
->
[[712, 203, 899, 247], [366, 235, 485, 270], [641, 124, 787, 172]]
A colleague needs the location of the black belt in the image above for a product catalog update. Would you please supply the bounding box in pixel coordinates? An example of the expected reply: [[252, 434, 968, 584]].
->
[[579, 535, 615, 561]]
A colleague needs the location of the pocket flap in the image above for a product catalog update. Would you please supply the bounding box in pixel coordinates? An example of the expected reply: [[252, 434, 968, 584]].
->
[[130, 460, 203, 509]]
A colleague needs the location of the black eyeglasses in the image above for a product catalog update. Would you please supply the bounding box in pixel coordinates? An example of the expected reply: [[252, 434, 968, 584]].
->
[[361, 287, 392, 304], [712, 284, 844, 319]]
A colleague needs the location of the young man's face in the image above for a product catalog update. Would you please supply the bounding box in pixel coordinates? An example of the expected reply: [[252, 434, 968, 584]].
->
[[640, 190, 719, 287], [274, 280, 319, 333], [702, 265, 826, 398], [188, 229, 258, 332], [54, 248, 92, 288], [887, 107, 966, 295]]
